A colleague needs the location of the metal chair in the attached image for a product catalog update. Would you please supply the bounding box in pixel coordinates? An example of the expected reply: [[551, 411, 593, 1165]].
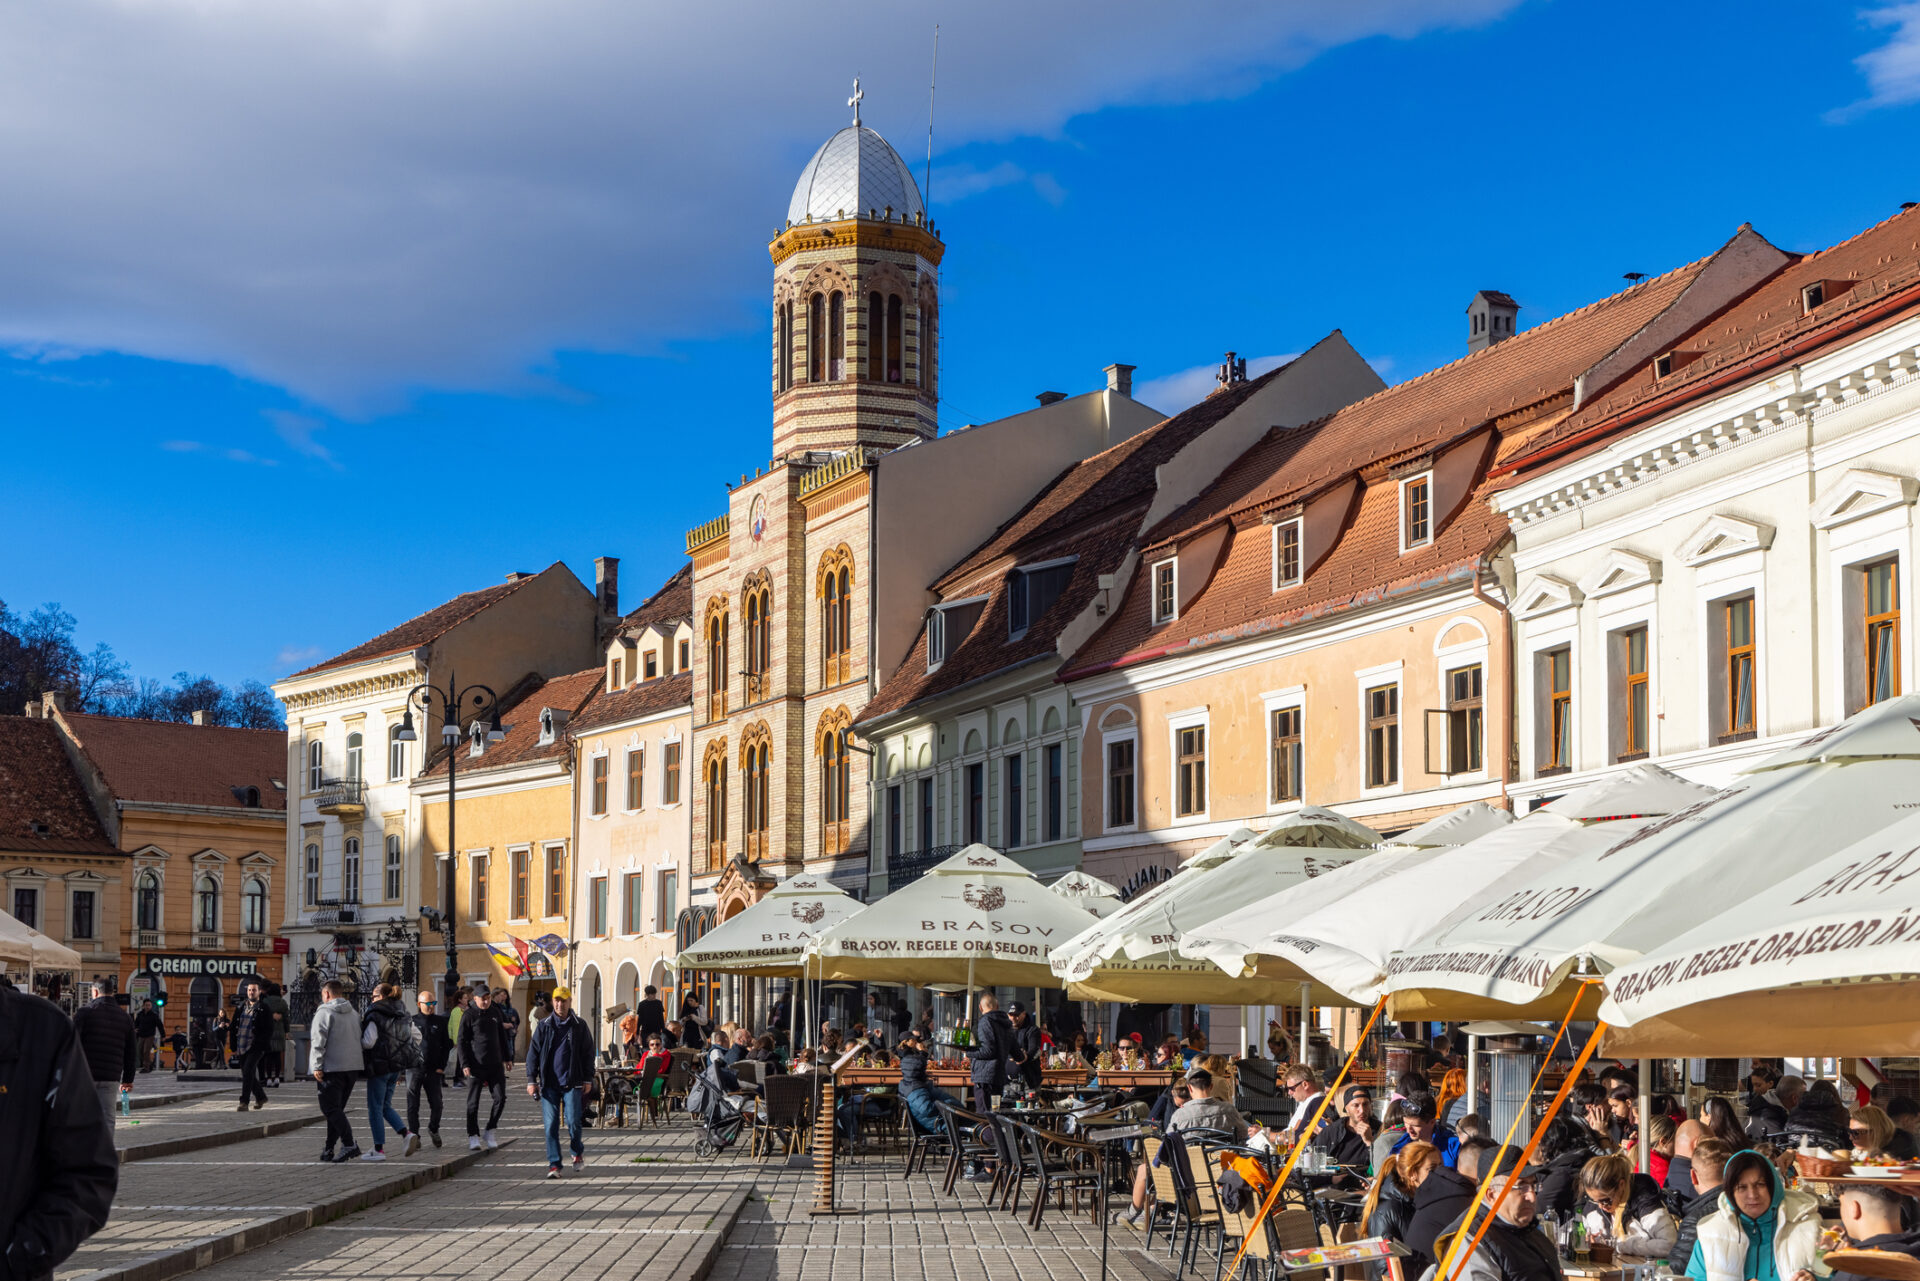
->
[[750, 1075, 811, 1159], [1014, 1120, 1105, 1231], [903, 1099, 949, 1176], [936, 1103, 998, 1197], [988, 1112, 1046, 1213]]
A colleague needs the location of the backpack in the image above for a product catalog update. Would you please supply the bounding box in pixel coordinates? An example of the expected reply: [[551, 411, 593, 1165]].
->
[[368, 1006, 424, 1070]]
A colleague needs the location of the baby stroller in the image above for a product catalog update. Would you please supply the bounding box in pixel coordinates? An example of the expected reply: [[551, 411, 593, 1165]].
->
[[686, 1059, 747, 1159]]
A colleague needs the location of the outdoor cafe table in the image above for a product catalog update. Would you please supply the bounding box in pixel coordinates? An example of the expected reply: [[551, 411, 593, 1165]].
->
[[1082, 1122, 1161, 1281], [1798, 1170, 1920, 1197], [1095, 1068, 1178, 1091]]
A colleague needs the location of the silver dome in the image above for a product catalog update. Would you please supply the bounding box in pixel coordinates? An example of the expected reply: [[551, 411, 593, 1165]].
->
[[786, 126, 925, 226]]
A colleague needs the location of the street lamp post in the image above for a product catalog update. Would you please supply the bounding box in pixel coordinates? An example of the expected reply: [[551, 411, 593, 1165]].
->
[[395, 673, 504, 1002]]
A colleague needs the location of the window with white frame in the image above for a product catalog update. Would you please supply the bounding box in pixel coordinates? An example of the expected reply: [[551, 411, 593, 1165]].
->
[[1006, 559, 1076, 639], [304, 843, 320, 907], [342, 837, 361, 903], [70, 888, 96, 940], [1104, 735, 1137, 830], [1273, 519, 1303, 589], [1442, 664, 1483, 775], [1152, 559, 1178, 624], [626, 747, 645, 810], [1365, 684, 1400, 788], [196, 874, 219, 932], [388, 725, 407, 781], [243, 877, 268, 934], [1171, 714, 1208, 820], [926, 597, 986, 671], [589, 876, 608, 937], [623, 872, 643, 933], [307, 739, 323, 791], [1401, 473, 1433, 550], [345, 731, 364, 780], [590, 754, 609, 816], [1270, 704, 1303, 804], [657, 869, 679, 932], [384, 834, 402, 900]]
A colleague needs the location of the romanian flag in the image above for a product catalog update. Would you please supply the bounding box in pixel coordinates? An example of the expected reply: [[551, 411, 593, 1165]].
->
[[484, 940, 526, 977]]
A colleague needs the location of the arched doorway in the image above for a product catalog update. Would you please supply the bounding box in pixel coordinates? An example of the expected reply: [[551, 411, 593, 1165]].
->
[[189, 975, 223, 1069], [577, 964, 603, 1053]]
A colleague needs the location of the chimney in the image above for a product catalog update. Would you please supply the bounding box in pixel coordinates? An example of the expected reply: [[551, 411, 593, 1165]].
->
[[1035, 391, 1067, 407], [40, 691, 66, 717], [595, 556, 620, 616], [1467, 290, 1520, 354], [505, 571, 532, 583], [1216, 352, 1247, 389], [191, 709, 209, 726], [1104, 363, 1135, 397]]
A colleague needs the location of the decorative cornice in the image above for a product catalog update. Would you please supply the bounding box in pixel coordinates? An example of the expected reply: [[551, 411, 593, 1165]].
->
[[281, 666, 424, 714], [797, 448, 876, 500], [685, 513, 730, 555], [768, 216, 944, 268], [1499, 334, 1920, 527]]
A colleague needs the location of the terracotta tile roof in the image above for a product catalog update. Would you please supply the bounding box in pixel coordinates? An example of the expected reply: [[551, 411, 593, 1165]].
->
[[289, 564, 565, 678], [0, 718, 118, 855], [1500, 206, 1920, 479], [422, 666, 603, 778], [620, 564, 693, 634], [569, 670, 693, 734], [858, 358, 1309, 723], [1137, 254, 1717, 550], [61, 713, 288, 812], [1064, 467, 1510, 680]]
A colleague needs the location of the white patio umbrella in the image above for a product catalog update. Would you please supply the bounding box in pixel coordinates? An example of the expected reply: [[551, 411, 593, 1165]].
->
[[0, 909, 82, 973], [0, 911, 36, 970], [1050, 813, 1380, 1004], [1387, 698, 1920, 1020], [1393, 801, 1515, 848], [1598, 806, 1920, 1056], [671, 872, 862, 978], [806, 845, 1097, 987], [1048, 869, 1124, 917], [1244, 805, 1380, 849]]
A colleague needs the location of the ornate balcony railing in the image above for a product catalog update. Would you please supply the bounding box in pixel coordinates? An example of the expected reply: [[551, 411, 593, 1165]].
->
[[885, 843, 1003, 891], [312, 778, 367, 816]]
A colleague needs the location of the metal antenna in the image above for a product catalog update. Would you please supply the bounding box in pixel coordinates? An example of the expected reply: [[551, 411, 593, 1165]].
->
[[924, 24, 939, 211]]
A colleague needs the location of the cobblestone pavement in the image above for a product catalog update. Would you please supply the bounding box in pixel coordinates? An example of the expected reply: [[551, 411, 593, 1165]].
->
[[66, 1084, 1183, 1281], [110, 1088, 320, 1160]]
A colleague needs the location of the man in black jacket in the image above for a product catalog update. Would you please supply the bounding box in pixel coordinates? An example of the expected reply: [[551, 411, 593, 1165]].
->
[[1007, 1001, 1043, 1090], [1831, 1182, 1920, 1281], [230, 981, 270, 1112], [407, 990, 451, 1147], [1, 982, 118, 1281], [71, 982, 136, 1126], [1405, 1138, 1496, 1275], [1667, 1139, 1731, 1273], [132, 1001, 163, 1074], [1745, 1074, 1803, 1145], [525, 987, 596, 1178], [635, 986, 667, 1041], [1446, 1148, 1563, 1281], [459, 988, 508, 1151], [968, 993, 1014, 1112]]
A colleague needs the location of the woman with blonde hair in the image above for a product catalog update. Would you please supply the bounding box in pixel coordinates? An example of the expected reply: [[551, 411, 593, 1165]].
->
[[1579, 1151, 1677, 1261], [1363, 1139, 1439, 1248], [1850, 1104, 1897, 1157]]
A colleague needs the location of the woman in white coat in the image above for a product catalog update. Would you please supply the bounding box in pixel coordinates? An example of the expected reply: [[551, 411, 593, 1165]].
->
[[1684, 1150, 1825, 1281]]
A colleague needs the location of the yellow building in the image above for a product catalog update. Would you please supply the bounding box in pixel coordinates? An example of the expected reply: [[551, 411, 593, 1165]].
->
[[415, 667, 599, 1052]]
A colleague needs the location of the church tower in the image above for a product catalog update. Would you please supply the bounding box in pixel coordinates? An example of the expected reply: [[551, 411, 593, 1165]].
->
[[768, 82, 943, 459]]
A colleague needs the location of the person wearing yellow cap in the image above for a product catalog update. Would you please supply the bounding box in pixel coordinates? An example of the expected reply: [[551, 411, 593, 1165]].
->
[[526, 986, 596, 1178]]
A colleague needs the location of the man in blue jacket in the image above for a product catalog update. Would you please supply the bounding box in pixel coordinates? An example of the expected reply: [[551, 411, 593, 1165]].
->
[[526, 987, 596, 1180]]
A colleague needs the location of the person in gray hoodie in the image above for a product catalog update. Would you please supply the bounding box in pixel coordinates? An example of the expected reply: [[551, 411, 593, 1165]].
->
[[309, 980, 366, 1163]]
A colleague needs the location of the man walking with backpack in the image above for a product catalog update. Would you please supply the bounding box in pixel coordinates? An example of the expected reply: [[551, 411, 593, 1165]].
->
[[460, 987, 508, 1151], [359, 983, 421, 1160], [525, 986, 596, 1179]]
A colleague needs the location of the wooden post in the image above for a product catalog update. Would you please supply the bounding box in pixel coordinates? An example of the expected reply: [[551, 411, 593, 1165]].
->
[[810, 1073, 839, 1214]]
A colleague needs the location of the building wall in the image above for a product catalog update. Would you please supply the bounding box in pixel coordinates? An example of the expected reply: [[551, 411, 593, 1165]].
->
[[1500, 312, 1920, 799], [418, 767, 572, 1036], [2, 847, 123, 990], [119, 806, 284, 993], [1070, 589, 1511, 883], [570, 705, 691, 1056]]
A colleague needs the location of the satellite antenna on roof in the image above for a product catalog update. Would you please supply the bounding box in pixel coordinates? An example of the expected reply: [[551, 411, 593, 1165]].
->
[[925, 25, 939, 213]]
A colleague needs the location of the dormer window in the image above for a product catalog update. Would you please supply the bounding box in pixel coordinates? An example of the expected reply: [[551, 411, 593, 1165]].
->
[[1272, 519, 1302, 590], [678, 639, 690, 671], [538, 708, 562, 745], [644, 651, 659, 680], [1006, 558, 1076, 640], [1152, 559, 1178, 624], [1654, 353, 1673, 379], [1401, 474, 1433, 550], [1803, 281, 1825, 313], [925, 596, 987, 672], [608, 658, 623, 691], [469, 723, 486, 758]]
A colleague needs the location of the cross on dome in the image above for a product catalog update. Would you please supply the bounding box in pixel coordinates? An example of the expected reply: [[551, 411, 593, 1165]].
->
[[848, 77, 863, 126]]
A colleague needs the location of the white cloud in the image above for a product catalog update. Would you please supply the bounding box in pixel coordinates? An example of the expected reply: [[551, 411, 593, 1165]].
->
[[1138, 352, 1301, 414], [276, 644, 324, 668], [1831, 5, 1920, 120], [0, 0, 1520, 410], [267, 410, 338, 468]]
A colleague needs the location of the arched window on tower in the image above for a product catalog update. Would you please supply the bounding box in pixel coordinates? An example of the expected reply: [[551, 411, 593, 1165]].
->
[[745, 584, 771, 701], [868, 291, 886, 381], [887, 294, 904, 383], [707, 609, 729, 720], [777, 298, 794, 392], [809, 292, 826, 382], [820, 549, 854, 685], [820, 722, 851, 856], [828, 290, 845, 380], [744, 736, 770, 859], [706, 753, 728, 869]]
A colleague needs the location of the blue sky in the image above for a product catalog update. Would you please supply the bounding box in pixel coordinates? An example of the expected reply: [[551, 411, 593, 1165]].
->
[[6, 0, 1920, 687]]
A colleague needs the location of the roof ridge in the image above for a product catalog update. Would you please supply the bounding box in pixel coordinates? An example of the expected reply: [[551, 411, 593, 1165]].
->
[[288, 572, 542, 678], [63, 711, 283, 738], [1794, 204, 1920, 268]]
